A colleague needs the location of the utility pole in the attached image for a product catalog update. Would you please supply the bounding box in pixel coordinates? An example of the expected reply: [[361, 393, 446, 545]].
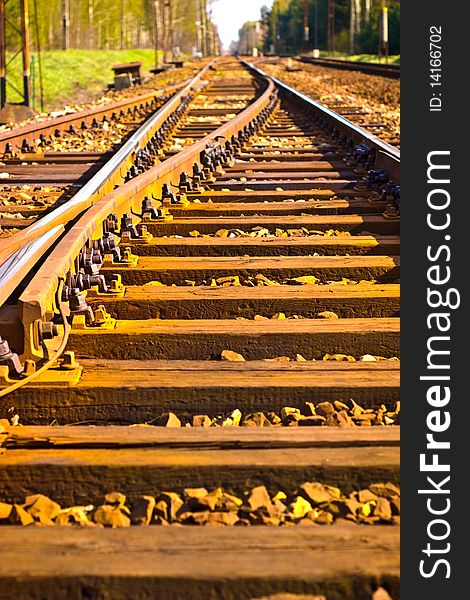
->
[[195, 0, 201, 55], [153, 0, 160, 66], [302, 0, 309, 53], [349, 0, 355, 55], [378, 0, 389, 62], [327, 0, 335, 54], [313, 0, 318, 49], [20, 0, 30, 105], [0, 0, 6, 108], [62, 0, 69, 50], [0, 0, 34, 116]]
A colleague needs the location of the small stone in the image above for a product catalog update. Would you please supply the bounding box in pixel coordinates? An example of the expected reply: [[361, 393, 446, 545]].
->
[[327, 410, 355, 427], [247, 485, 272, 511], [315, 511, 334, 525], [192, 415, 212, 427], [197, 488, 223, 511], [9, 504, 34, 526], [315, 402, 335, 417], [349, 398, 364, 416], [55, 506, 94, 527], [373, 497, 392, 522], [266, 412, 282, 425], [298, 415, 326, 427], [94, 505, 130, 528], [221, 349, 245, 361], [0, 502, 12, 520], [300, 482, 340, 505], [206, 511, 239, 526], [359, 354, 377, 361], [290, 496, 313, 518], [280, 406, 302, 423], [217, 492, 243, 511], [316, 311, 338, 319], [390, 496, 400, 515], [372, 587, 394, 600], [24, 494, 61, 522], [295, 354, 307, 361], [369, 483, 400, 499], [156, 412, 181, 427], [358, 489, 378, 503], [184, 487, 209, 499], [303, 402, 317, 416], [155, 492, 184, 522], [333, 400, 349, 411], [104, 491, 126, 506], [131, 496, 156, 525], [242, 412, 272, 427]]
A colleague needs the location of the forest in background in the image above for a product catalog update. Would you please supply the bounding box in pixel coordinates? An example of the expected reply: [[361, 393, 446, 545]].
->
[[255, 0, 400, 56], [3, 0, 219, 55]]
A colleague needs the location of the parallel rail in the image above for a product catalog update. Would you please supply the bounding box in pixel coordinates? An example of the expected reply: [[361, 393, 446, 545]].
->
[[298, 55, 400, 79]]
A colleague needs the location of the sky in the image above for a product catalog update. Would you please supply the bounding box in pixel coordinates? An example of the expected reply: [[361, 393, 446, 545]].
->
[[211, 0, 273, 49]]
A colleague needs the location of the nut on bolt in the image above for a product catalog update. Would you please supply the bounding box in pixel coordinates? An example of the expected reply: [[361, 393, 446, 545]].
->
[[39, 321, 59, 341]]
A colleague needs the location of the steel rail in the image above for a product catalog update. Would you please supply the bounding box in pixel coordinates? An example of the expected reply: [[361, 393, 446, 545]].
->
[[0, 62, 214, 298], [244, 61, 400, 183], [296, 56, 400, 79], [0, 80, 188, 153], [16, 73, 275, 357]]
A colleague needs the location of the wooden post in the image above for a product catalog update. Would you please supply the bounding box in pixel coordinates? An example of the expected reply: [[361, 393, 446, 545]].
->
[[153, 0, 160, 67], [0, 0, 6, 109], [21, 0, 31, 106], [62, 0, 69, 50], [349, 0, 355, 55], [327, 0, 335, 54]]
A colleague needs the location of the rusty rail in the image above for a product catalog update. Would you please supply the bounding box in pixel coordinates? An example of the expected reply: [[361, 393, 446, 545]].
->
[[11, 71, 273, 363], [0, 62, 214, 303], [0, 81, 187, 154]]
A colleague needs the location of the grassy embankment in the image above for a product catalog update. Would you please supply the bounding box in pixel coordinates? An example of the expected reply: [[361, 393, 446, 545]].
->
[[7, 49, 161, 112]]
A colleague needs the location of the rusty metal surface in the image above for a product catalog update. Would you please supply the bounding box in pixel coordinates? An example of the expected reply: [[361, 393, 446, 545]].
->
[[17, 71, 275, 329], [0, 82, 186, 154], [0, 62, 214, 277]]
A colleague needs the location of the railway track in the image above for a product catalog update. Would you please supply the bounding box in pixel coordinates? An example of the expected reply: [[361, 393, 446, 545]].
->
[[257, 57, 400, 149], [298, 56, 400, 79], [0, 58, 400, 599]]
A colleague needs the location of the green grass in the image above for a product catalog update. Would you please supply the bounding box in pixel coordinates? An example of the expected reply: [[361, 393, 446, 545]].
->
[[321, 52, 400, 64], [6, 49, 163, 111]]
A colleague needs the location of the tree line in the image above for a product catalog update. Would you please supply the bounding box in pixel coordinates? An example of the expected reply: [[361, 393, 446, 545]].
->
[[3, 0, 219, 56], [258, 0, 400, 56]]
